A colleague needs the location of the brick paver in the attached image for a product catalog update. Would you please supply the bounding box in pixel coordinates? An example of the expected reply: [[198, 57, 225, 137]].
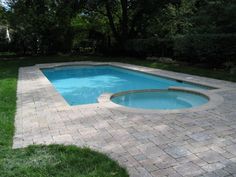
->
[[13, 62, 236, 177]]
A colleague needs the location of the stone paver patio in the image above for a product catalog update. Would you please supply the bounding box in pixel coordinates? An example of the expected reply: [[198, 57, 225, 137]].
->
[[14, 62, 236, 177]]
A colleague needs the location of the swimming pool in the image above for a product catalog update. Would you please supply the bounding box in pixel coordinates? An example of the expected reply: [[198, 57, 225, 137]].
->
[[42, 65, 211, 105]]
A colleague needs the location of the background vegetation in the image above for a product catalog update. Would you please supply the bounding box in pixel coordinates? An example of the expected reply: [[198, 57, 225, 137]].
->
[[0, 0, 235, 69]]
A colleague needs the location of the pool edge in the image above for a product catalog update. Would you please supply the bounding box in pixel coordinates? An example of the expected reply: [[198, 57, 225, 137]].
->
[[98, 87, 224, 114]]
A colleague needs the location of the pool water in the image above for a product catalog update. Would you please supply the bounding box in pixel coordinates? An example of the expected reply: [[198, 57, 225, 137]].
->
[[42, 65, 210, 105], [112, 90, 209, 110]]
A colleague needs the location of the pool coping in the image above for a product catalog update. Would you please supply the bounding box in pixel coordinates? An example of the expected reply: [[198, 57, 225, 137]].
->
[[31, 61, 235, 113], [98, 87, 224, 114]]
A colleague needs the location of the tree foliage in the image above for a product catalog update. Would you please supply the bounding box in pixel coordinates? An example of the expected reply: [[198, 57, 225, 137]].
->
[[79, 0, 172, 45], [0, 5, 7, 25], [6, 0, 78, 54], [191, 0, 236, 34]]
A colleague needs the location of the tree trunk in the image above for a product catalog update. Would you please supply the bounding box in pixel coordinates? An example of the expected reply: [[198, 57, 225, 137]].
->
[[105, 1, 121, 43], [120, 0, 128, 41]]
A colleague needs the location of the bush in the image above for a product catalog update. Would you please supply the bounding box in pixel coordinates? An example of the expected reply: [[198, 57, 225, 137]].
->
[[0, 28, 9, 52], [174, 34, 236, 67], [125, 38, 173, 57], [124, 34, 236, 68]]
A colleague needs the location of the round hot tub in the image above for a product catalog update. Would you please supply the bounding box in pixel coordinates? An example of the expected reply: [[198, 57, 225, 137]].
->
[[111, 90, 209, 110]]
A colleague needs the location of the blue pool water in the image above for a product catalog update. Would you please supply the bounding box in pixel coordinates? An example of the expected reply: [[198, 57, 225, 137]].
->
[[42, 65, 210, 105], [112, 90, 208, 110]]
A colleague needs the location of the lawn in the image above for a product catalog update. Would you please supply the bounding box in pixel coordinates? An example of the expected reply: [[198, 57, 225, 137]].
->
[[0, 145, 128, 177], [0, 55, 235, 177]]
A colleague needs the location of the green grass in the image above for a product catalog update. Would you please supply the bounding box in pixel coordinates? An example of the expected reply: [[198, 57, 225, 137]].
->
[[0, 56, 129, 177], [0, 55, 235, 177], [0, 61, 18, 148], [0, 145, 128, 177]]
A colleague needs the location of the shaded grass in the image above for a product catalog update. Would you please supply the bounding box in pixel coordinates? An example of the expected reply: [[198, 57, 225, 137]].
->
[[143, 62, 236, 83], [0, 57, 129, 177]]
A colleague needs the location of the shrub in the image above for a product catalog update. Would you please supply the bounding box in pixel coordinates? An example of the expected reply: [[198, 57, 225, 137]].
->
[[124, 34, 236, 68], [125, 38, 173, 57], [0, 28, 9, 52], [174, 34, 236, 67]]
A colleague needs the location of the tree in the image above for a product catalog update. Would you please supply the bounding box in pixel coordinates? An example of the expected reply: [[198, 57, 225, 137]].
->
[[161, 0, 196, 37], [0, 4, 7, 25], [81, 0, 171, 46], [191, 0, 236, 34], [7, 0, 79, 54], [70, 11, 111, 53]]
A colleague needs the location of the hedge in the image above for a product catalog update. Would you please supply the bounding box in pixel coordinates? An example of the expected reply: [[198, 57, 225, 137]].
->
[[0, 29, 9, 52], [124, 34, 236, 67], [125, 37, 173, 57], [174, 34, 236, 66]]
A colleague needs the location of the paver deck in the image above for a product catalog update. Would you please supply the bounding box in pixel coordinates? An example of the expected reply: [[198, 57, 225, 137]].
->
[[14, 62, 236, 177]]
